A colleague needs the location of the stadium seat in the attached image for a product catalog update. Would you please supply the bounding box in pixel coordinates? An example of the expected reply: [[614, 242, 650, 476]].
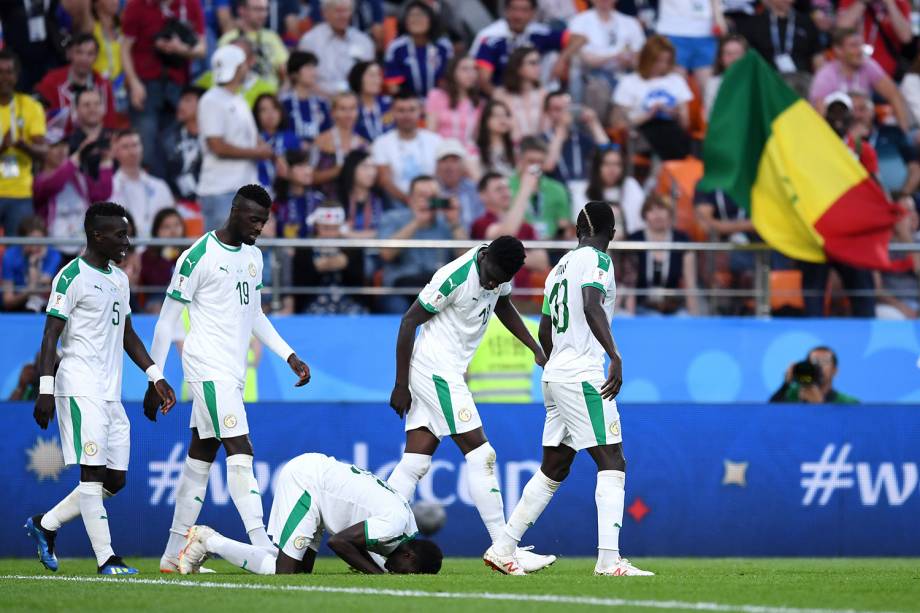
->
[[383, 16, 398, 49], [655, 158, 707, 242], [685, 75, 707, 141], [770, 270, 805, 311]]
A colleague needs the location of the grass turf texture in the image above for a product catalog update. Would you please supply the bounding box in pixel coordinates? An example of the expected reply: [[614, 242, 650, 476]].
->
[[1, 558, 918, 612]]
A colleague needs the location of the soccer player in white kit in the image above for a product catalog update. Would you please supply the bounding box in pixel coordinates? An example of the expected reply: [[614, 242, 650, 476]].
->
[[26, 202, 177, 575], [146, 185, 311, 573], [484, 202, 653, 576], [385, 235, 555, 573], [177, 453, 443, 575]]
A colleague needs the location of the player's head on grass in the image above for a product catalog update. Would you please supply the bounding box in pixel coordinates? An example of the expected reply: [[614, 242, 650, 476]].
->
[[384, 539, 443, 574], [479, 235, 526, 290], [227, 184, 272, 245], [84, 201, 130, 264], [576, 201, 616, 248]]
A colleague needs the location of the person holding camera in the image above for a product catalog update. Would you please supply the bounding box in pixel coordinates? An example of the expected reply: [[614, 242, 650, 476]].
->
[[769, 346, 859, 404], [541, 90, 610, 186], [66, 88, 111, 178], [836, 0, 911, 79]]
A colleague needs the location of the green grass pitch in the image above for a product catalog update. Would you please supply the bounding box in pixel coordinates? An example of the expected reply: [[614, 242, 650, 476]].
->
[[1, 558, 918, 612]]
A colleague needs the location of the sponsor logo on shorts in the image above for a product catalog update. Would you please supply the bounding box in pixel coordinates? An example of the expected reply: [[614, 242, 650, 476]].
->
[[458, 408, 473, 422], [249, 263, 257, 278], [224, 414, 238, 429], [83, 441, 98, 456], [293, 536, 307, 550], [609, 421, 620, 437]]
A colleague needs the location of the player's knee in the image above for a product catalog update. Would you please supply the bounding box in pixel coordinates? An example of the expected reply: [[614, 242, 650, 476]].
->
[[399, 453, 432, 480], [103, 471, 127, 495], [542, 463, 571, 482]]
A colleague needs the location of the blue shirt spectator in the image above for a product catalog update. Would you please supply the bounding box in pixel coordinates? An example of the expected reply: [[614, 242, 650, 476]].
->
[[384, 35, 453, 98], [2, 216, 62, 312]]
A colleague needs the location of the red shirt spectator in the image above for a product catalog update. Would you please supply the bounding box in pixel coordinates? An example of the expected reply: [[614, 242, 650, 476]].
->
[[122, 0, 205, 86], [838, 0, 912, 77], [846, 133, 880, 175]]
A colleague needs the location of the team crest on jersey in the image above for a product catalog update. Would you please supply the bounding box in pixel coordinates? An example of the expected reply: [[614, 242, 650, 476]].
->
[[83, 442, 98, 457], [223, 414, 238, 429], [293, 536, 307, 550], [458, 408, 472, 422], [249, 263, 257, 278], [609, 421, 620, 437]]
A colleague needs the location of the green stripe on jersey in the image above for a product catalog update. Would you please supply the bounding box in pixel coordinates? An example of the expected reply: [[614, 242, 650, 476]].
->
[[594, 248, 611, 271], [209, 231, 242, 252], [582, 282, 606, 293], [179, 235, 210, 278], [279, 491, 312, 549], [255, 283, 264, 290], [541, 295, 551, 316], [418, 298, 438, 313], [437, 259, 474, 297], [166, 290, 190, 304], [69, 398, 82, 463], [581, 382, 607, 446], [432, 375, 457, 435], [55, 259, 81, 294], [202, 381, 221, 439], [47, 309, 68, 321]]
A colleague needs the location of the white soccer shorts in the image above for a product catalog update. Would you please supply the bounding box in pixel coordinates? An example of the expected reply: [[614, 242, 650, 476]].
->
[[541, 380, 623, 451], [188, 380, 248, 440], [267, 458, 324, 561], [55, 396, 130, 470], [407, 366, 483, 439]]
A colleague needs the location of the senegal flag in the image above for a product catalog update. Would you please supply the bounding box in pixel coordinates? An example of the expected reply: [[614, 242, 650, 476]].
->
[[698, 51, 902, 269]]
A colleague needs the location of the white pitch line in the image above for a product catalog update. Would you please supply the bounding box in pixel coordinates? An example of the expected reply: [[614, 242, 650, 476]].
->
[[0, 574, 901, 613]]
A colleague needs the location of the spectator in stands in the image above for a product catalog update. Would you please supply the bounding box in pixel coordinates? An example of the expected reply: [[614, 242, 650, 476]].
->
[[337, 149, 385, 238], [626, 194, 699, 316], [723, 0, 758, 31], [117, 210, 142, 307], [473, 0, 586, 96], [475, 100, 517, 177], [568, 0, 645, 122], [836, 0, 911, 79], [823, 92, 879, 176], [198, 45, 271, 231], [383, 1, 452, 98], [121, 0, 206, 179], [372, 90, 443, 205], [298, 0, 375, 96], [586, 144, 645, 235], [704, 33, 747, 120], [2, 216, 60, 313], [164, 85, 204, 201], [0, 1, 67, 91], [36, 33, 119, 136], [738, 0, 824, 98], [70, 0, 128, 117], [66, 89, 111, 183], [292, 201, 368, 314], [312, 92, 368, 192], [425, 55, 482, 157], [139, 207, 185, 313], [219, 0, 289, 88], [349, 61, 394, 142], [510, 136, 572, 239], [655, 0, 726, 91], [34, 135, 112, 255], [434, 139, 481, 231], [874, 196, 919, 319], [542, 90, 610, 186], [202, 0, 234, 54], [281, 51, 332, 144], [9, 350, 41, 400], [377, 174, 467, 313], [900, 55, 920, 134], [809, 28, 910, 132], [613, 35, 693, 161], [308, 0, 385, 52], [274, 149, 325, 238], [112, 129, 176, 238], [253, 93, 301, 193], [196, 37, 277, 106], [494, 46, 548, 143], [770, 346, 858, 403], [849, 90, 920, 199]]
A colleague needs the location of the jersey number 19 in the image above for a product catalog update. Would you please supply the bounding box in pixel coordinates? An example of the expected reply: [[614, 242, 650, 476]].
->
[[236, 281, 250, 305]]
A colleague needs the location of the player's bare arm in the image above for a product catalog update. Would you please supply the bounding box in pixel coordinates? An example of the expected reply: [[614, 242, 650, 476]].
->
[[33, 315, 66, 429], [583, 286, 622, 400], [538, 313, 554, 359], [252, 309, 310, 386], [123, 316, 175, 421], [390, 300, 436, 418], [494, 295, 547, 366], [326, 523, 386, 574], [143, 295, 184, 421]]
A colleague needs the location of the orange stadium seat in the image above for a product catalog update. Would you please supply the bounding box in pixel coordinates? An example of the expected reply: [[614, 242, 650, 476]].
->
[[655, 158, 707, 242], [770, 270, 805, 311], [686, 75, 707, 141]]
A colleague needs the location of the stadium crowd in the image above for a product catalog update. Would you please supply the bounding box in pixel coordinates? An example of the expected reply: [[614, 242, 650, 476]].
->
[[0, 0, 918, 318]]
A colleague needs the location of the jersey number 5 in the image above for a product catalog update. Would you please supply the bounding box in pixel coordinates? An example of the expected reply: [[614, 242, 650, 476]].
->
[[111, 301, 120, 326], [548, 279, 569, 333], [236, 281, 250, 305]]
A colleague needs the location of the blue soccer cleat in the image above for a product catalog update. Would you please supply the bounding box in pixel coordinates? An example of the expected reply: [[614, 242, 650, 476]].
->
[[98, 555, 139, 575], [24, 515, 58, 572]]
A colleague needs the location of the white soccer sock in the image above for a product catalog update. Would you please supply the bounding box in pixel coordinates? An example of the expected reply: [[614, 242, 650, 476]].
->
[[207, 533, 277, 575], [227, 454, 273, 550], [464, 443, 506, 544], [41, 486, 82, 531], [387, 453, 432, 501], [494, 470, 561, 556], [596, 470, 626, 568], [78, 481, 115, 567], [164, 457, 212, 560]]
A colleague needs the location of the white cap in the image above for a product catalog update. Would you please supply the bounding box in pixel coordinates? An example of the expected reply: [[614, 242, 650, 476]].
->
[[436, 138, 467, 161], [823, 91, 853, 111], [212, 45, 247, 85]]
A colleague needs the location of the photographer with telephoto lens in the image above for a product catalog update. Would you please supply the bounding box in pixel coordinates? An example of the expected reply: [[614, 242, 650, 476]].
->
[[769, 346, 859, 404]]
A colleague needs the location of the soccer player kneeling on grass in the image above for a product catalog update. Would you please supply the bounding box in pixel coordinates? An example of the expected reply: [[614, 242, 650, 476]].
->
[[484, 202, 653, 577], [178, 453, 443, 575], [25, 202, 176, 575]]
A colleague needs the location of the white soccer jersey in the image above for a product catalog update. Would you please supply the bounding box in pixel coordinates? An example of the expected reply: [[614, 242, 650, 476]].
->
[[46, 257, 132, 400], [542, 246, 616, 382], [412, 246, 512, 377], [166, 232, 264, 385]]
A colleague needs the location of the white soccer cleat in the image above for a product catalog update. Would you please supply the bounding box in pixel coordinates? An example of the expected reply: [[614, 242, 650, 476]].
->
[[483, 546, 527, 576], [594, 557, 655, 577], [160, 555, 216, 574], [177, 525, 216, 575], [515, 546, 557, 573]]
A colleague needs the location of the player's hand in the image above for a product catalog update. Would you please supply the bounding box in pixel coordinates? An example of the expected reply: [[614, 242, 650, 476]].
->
[[34, 394, 55, 429], [155, 379, 177, 415], [143, 382, 163, 422], [389, 383, 411, 419], [601, 355, 623, 400], [534, 347, 547, 368], [288, 354, 311, 387]]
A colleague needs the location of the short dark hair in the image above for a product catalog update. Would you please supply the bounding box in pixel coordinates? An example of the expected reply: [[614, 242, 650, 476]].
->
[[506, 0, 538, 10], [487, 235, 526, 276], [234, 184, 272, 209], [400, 1, 441, 40], [0, 48, 20, 74], [84, 201, 128, 233], [477, 171, 505, 193], [287, 50, 319, 76], [68, 32, 99, 51], [392, 88, 421, 105], [543, 89, 569, 112], [519, 135, 548, 156], [17, 215, 47, 237], [832, 27, 859, 47], [404, 539, 443, 574], [347, 61, 377, 96], [114, 128, 139, 141], [73, 86, 101, 107], [180, 85, 206, 100], [809, 346, 839, 367], [576, 201, 616, 237], [409, 174, 436, 194]]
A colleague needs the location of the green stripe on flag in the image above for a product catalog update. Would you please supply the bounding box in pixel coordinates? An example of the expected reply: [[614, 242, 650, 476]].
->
[[278, 491, 312, 550], [202, 381, 221, 439], [581, 382, 606, 447], [69, 397, 82, 463], [432, 375, 456, 435]]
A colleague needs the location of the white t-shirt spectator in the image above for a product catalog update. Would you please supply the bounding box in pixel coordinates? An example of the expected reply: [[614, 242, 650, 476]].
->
[[656, 0, 714, 37], [112, 169, 174, 237], [372, 129, 443, 195], [298, 23, 375, 94], [569, 9, 645, 59], [197, 86, 259, 196], [613, 72, 694, 124]]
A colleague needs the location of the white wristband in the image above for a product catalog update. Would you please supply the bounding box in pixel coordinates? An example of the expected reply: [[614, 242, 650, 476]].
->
[[39, 376, 54, 395], [145, 364, 164, 383]]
